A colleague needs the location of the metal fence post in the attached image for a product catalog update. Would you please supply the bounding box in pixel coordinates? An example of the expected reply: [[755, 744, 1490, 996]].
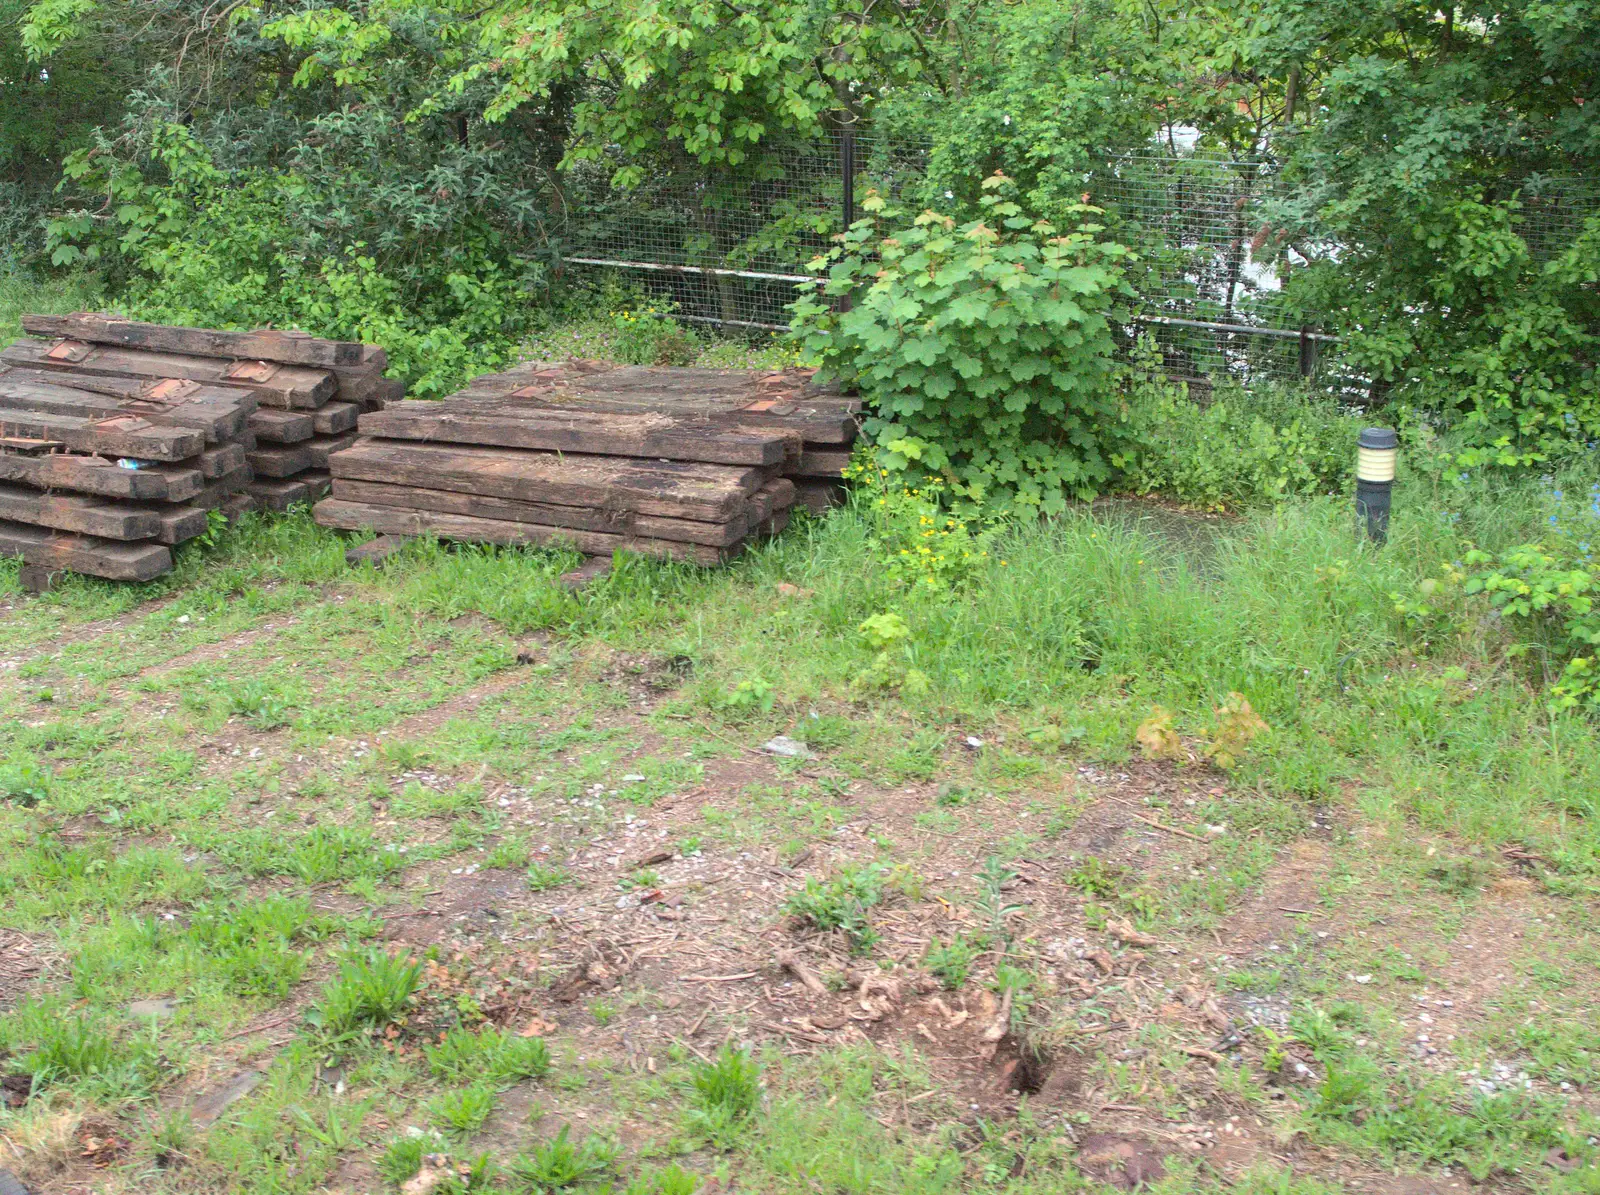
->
[[841, 124, 856, 231], [1298, 325, 1317, 379]]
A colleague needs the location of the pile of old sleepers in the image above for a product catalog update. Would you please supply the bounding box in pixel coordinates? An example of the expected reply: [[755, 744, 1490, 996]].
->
[[0, 314, 400, 584], [314, 360, 860, 566]]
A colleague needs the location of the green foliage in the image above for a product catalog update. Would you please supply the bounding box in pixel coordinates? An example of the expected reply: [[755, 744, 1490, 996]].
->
[[687, 1045, 763, 1147], [219, 678, 293, 730], [1113, 339, 1359, 510], [852, 467, 998, 592], [1256, 0, 1600, 462], [18, 1013, 159, 1100], [429, 1083, 497, 1137], [378, 1134, 436, 1186], [716, 677, 776, 718], [973, 856, 1023, 945], [852, 611, 930, 696], [526, 862, 574, 892], [47, 108, 542, 396], [213, 824, 405, 885], [923, 934, 984, 989], [306, 949, 423, 1039], [0, 757, 51, 806], [485, 835, 532, 870], [784, 862, 887, 952], [793, 174, 1133, 513], [424, 1025, 552, 1087], [608, 304, 699, 367], [1066, 856, 1125, 900], [1462, 539, 1600, 711], [185, 895, 331, 999], [508, 1126, 618, 1192], [623, 1165, 702, 1195]]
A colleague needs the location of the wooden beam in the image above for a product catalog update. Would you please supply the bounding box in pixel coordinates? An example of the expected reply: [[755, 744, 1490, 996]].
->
[[20, 314, 374, 368], [0, 518, 172, 580], [312, 499, 739, 566], [357, 402, 794, 467]]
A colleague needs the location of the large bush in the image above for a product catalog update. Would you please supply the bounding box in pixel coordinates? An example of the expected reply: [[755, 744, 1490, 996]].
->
[[46, 99, 547, 395], [792, 175, 1133, 513]]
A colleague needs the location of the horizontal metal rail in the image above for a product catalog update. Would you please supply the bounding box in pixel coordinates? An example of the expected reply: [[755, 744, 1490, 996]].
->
[[565, 255, 1343, 344], [563, 256, 820, 285], [1134, 313, 1343, 343], [674, 313, 790, 332]]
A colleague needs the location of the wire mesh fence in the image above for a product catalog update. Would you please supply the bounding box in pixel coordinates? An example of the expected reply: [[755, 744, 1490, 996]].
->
[[557, 131, 928, 331], [555, 135, 1594, 396]]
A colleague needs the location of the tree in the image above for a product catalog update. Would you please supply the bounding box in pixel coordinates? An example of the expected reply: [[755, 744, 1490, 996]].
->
[[1251, 0, 1600, 460]]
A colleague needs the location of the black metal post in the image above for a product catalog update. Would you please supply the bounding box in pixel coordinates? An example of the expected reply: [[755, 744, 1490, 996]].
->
[[1298, 324, 1317, 379], [841, 123, 856, 231], [1355, 427, 1397, 545]]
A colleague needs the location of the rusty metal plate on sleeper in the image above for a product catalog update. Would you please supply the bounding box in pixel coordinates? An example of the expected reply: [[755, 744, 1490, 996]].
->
[[46, 339, 93, 363], [143, 377, 201, 402], [738, 399, 797, 415], [226, 360, 279, 383]]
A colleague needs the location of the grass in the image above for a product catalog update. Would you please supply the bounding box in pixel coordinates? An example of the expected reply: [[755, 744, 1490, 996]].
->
[[0, 295, 1598, 1190], [0, 261, 101, 343]]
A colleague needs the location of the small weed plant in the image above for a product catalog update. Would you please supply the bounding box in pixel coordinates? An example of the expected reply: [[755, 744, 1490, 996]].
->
[[424, 1025, 552, 1086], [306, 949, 422, 1040], [851, 467, 996, 591], [716, 676, 776, 719], [687, 1045, 762, 1148], [0, 758, 50, 807], [852, 612, 930, 696], [526, 862, 573, 892], [924, 934, 984, 989], [785, 862, 887, 953], [429, 1083, 497, 1136], [509, 1125, 618, 1190], [220, 679, 293, 729]]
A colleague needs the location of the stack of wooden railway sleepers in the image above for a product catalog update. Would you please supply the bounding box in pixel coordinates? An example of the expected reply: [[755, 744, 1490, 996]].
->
[[314, 360, 860, 566], [0, 314, 401, 585]]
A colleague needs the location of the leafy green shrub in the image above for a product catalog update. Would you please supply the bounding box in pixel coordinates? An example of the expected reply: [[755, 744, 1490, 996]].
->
[[793, 173, 1132, 513], [306, 949, 422, 1039], [687, 1045, 762, 1147], [784, 863, 887, 953], [48, 115, 540, 396], [424, 1025, 552, 1087], [1460, 535, 1600, 712], [1112, 340, 1359, 510]]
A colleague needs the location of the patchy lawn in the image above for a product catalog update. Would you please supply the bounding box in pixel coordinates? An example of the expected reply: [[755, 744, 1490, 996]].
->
[[1, 493, 1598, 1195]]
